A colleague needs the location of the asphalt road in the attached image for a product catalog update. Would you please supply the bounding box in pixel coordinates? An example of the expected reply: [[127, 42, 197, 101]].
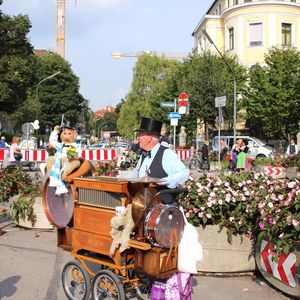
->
[[0, 221, 292, 300]]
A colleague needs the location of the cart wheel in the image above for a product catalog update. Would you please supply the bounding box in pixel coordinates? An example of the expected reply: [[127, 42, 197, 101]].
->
[[135, 283, 151, 300], [62, 261, 91, 300], [92, 269, 125, 300], [28, 162, 37, 171]]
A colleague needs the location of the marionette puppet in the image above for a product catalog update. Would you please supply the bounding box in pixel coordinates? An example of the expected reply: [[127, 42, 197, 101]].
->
[[46, 122, 81, 195]]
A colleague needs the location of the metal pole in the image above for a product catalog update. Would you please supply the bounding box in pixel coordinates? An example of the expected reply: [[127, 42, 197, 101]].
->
[[35, 71, 61, 120], [173, 99, 177, 149], [218, 107, 221, 170], [233, 77, 237, 144], [202, 29, 237, 144]]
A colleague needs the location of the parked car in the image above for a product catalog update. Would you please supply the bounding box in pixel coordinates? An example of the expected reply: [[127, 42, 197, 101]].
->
[[89, 142, 108, 149], [212, 136, 276, 159], [114, 142, 128, 149]]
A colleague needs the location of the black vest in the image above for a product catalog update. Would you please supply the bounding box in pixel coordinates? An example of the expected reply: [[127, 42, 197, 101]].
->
[[140, 145, 175, 204]]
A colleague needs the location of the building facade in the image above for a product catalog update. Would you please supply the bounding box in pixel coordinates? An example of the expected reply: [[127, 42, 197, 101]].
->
[[192, 0, 300, 66]]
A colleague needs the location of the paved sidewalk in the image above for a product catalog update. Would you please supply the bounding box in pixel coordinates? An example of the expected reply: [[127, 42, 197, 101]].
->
[[0, 222, 292, 300]]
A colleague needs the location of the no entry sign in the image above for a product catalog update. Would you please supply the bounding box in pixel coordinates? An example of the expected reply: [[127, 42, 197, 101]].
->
[[178, 93, 189, 107]]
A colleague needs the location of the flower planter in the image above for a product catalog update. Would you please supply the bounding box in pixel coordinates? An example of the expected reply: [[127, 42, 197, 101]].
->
[[16, 196, 53, 230], [286, 167, 298, 178], [196, 225, 255, 273]]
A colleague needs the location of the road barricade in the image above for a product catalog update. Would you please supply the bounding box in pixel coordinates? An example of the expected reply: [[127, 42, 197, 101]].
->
[[0, 148, 190, 163]]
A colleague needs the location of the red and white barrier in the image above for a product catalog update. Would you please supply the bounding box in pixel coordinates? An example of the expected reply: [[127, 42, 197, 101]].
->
[[0, 148, 189, 162], [0, 149, 122, 162], [260, 239, 297, 288], [176, 149, 190, 160]]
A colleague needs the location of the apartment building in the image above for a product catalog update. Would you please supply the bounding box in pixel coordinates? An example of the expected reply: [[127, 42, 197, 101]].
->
[[192, 0, 300, 66]]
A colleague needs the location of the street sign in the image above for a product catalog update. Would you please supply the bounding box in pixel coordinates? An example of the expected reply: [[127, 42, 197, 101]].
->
[[168, 112, 181, 119], [178, 93, 189, 107], [160, 102, 175, 108], [215, 96, 226, 107], [170, 118, 178, 126]]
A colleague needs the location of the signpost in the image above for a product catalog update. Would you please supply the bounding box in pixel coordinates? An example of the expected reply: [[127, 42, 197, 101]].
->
[[178, 93, 189, 114], [215, 96, 226, 170], [160, 102, 175, 108]]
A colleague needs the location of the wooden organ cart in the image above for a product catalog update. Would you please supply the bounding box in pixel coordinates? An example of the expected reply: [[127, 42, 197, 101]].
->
[[43, 166, 186, 300]]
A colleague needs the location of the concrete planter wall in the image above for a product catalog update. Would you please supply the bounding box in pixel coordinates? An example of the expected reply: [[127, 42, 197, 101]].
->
[[197, 225, 255, 273], [15, 196, 53, 230]]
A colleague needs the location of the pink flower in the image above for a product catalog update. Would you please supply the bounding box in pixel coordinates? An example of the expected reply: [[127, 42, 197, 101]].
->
[[288, 181, 297, 189], [185, 212, 190, 218], [268, 217, 276, 225], [259, 222, 265, 229], [207, 213, 212, 219], [198, 212, 204, 218], [271, 193, 277, 201], [292, 219, 299, 227], [258, 202, 265, 209]]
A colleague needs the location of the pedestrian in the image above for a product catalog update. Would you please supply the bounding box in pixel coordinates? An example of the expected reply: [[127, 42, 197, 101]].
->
[[220, 138, 229, 161], [200, 140, 210, 171], [236, 139, 249, 172], [286, 139, 298, 155], [135, 117, 189, 204], [230, 138, 243, 172], [160, 123, 170, 148], [188, 145, 196, 169], [9, 136, 22, 164], [0, 136, 10, 148]]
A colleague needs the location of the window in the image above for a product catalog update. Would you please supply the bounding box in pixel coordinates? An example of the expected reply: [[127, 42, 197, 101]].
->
[[290, 0, 296, 2], [228, 27, 234, 50], [227, 0, 230, 7], [244, 0, 252, 2], [234, 0, 239, 4], [219, 4, 221, 14], [249, 23, 262, 46], [282, 23, 292, 46]]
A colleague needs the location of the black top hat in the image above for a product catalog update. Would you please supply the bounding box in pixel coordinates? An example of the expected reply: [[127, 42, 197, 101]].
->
[[62, 120, 76, 130], [135, 117, 163, 136]]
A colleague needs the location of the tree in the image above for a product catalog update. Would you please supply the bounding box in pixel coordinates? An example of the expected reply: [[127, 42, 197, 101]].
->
[[117, 54, 180, 138], [0, 13, 37, 116], [176, 52, 246, 141], [243, 47, 300, 139], [35, 52, 88, 133]]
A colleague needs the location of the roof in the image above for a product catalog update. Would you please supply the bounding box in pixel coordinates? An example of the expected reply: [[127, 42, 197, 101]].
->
[[94, 105, 116, 118]]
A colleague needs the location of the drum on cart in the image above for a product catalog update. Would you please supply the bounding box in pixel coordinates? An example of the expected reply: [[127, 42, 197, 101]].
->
[[144, 204, 184, 248], [42, 178, 75, 228]]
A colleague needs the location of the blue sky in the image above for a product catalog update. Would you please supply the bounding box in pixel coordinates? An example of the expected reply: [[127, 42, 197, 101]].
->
[[2, 0, 209, 111]]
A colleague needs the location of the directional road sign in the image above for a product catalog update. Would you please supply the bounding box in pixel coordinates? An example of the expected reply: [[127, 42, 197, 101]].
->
[[215, 96, 226, 107], [168, 112, 181, 119], [160, 102, 175, 108]]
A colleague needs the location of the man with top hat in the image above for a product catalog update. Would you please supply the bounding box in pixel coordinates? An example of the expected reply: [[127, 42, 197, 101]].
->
[[135, 117, 189, 204]]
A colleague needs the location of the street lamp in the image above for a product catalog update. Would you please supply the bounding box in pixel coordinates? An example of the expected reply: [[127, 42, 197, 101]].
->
[[35, 71, 61, 120], [201, 29, 237, 144]]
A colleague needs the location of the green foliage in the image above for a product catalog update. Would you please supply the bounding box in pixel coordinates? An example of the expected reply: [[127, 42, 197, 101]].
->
[[0, 165, 43, 223], [117, 54, 180, 138], [36, 53, 87, 132], [0, 13, 37, 114], [254, 154, 300, 170], [178, 52, 247, 139], [243, 47, 300, 139], [179, 171, 300, 256], [94, 160, 119, 177], [97, 112, 117, 132]]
